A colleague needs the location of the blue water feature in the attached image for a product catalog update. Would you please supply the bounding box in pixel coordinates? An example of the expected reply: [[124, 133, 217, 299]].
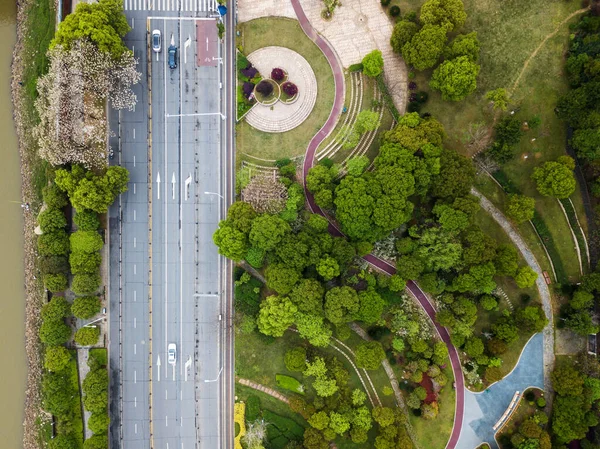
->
[[456, 332, 544, 449]]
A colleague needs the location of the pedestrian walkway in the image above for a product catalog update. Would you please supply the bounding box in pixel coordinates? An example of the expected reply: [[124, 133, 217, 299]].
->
[[237, 378, 290, 404], [123, 0, 217, 12], [456, 333, 544, 449], [76, 348, 92, 439]]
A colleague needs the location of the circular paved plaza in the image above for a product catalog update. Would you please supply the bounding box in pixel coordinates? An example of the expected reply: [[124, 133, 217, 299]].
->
[[245, 46, 317, 133]]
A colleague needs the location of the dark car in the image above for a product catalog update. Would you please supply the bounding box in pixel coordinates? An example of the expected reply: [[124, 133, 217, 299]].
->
[[168, 45, 177, 69]]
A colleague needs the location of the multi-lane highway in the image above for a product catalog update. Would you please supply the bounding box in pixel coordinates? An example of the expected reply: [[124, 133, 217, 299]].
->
[[108, 1, 235, 448]]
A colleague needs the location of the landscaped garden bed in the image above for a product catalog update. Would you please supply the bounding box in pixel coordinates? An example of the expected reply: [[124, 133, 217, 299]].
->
[[237, 51, 261, 120]]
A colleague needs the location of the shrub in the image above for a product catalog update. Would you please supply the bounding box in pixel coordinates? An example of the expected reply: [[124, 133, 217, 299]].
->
[[38, 208, 67, 233], [245, 247, 265, 269], [246, 395, 261, 421], [276, 374, 304, 394], [256, 80, 274, 96], [282, 82, 298, 97], [390, 5, 400, 16], [39, 255, 70, 275], [380, 0, 390, 5], [355, 341, 386, 370], [70, 231, 103, 253], [72, 273, 101, 295], [537, 397, 546, 408], [38, 230, 70, 256], [271, 67, 285, 81], [348, 63, 364, 72], [88, 412, 110, 434], [75, 326, 100, 346], [43, 183, 69, 209], [74, 209, 100, 231], [284, 347, 307, 372], [70, 251, 102, 275], [83, 434, 107, 449], [408, 81, 417, 90], [40, 319, 72, 346], [42, 296, 71, 321], [44, 346, 71, 372], [524, 390, 536, 402], [72, 296, 102, 319], [242, 82, 254, 99], [407, 102, 421, 113], [241, 64, 258, 79], [44, 273, 68, 292], [416, 91, 429, 103]]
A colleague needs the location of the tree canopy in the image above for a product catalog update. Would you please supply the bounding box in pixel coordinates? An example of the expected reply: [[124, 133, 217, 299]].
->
[[430, 56, 480, 101]]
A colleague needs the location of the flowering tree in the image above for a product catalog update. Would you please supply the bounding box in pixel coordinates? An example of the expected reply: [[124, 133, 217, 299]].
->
[[35, 40, 141, 169]]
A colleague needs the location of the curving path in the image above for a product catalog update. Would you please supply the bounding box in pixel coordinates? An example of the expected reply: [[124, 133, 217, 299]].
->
[[290, 1, 465, 448]]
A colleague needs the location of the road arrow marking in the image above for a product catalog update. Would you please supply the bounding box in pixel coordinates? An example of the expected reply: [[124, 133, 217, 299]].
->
[[157, 355, 161, 382], [184, 173, 192, 201], [156, 172, 161, 200], [171, 172, 176, 200], [184, 356, 192, 382]]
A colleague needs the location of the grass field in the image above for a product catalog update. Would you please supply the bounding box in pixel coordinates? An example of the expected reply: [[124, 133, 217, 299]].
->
[[409, 366, 456, 449], [236, 17, 335, 161], [381, 0, 589, 284]]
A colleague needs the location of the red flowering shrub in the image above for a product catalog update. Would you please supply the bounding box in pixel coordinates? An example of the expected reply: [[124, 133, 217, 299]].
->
[[242, 82, 254, 99], [271, 68, 285, 81], [241, 65, 258, 79], [282, 82, 298, 97]]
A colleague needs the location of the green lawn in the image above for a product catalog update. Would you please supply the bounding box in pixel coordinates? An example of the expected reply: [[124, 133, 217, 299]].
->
[[408, 366, 455, 449], [383, 0, 588, 285], [236, 17, 335, 161], [57, 350, 84, 449]]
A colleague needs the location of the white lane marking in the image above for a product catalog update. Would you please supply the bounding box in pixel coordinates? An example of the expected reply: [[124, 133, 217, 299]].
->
[[133, 209, 136, 221], [165, 389, 168, 400], [134, 317, 137, 328], [133, 128, 136, 139], [134, 343, 137, 354], [133, 155, 136, 167], [133, 102, 136, 113], [134, 290, 137, 302], [134, 423, 137, 434], [165, 415, 168, 427], [134, 237, 137, 248], [134, 396, 137, 408], [134, 264, 137, 275], [134, 370, 137, 384], [133, 183, 136, 195], [163, 17, 169, 380], [132, 45, 135, 54], [131, 18, 135, 28]]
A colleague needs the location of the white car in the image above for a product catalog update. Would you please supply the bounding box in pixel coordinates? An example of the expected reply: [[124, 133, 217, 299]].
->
[[152, 29, 162, 53], [168, 343, 176, 365]]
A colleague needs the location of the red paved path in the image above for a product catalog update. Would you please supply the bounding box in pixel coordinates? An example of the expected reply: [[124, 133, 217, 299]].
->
[[290, 1, 464, 447]]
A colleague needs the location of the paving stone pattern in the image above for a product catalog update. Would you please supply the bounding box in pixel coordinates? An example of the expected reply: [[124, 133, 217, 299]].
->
[[245, 46, 318, 133], [237, 378, 290, 404]]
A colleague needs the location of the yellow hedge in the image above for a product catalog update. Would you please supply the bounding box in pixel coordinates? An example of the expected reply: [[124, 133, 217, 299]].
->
[[234, 402, 246, 449]]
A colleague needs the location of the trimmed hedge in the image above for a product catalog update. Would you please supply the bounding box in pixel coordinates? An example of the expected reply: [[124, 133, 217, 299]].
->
[[246, 394, 261, 422], [276, 374, 304, 394]]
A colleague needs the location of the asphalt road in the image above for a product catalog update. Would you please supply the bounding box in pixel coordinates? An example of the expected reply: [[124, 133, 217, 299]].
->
[[108, 2, 233, 449]]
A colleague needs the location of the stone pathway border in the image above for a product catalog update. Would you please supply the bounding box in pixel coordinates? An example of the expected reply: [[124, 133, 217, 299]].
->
[[237, 378, 290, 404], [471, 188, 554, 409], [245, 46, 318, 133]]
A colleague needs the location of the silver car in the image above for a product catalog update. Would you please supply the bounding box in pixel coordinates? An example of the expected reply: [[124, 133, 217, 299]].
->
[[152, 30, 161, 53]]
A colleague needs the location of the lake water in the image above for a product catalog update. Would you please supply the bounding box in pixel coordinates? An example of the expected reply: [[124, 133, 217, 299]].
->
[[0, 1, 26, 447]]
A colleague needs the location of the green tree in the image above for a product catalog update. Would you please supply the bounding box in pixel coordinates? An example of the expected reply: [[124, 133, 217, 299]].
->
[[390, 20, 418, 54], [52, 0, 130, 58], [285, 347, 307, 372], [566, 310, 600, 335], [316, 256, 340, 281], [39, 255, 70, 276], [71, 230, 104, 253], [419, 0, 466, 31], [265, 264, 300, 295], [295, 313, 332, 347], [48, 435, 77, 449], [74, 209, 100, 231], [464, 337, 484, 357], [492, 314, 519, 343], [324, 286, 360, 325], [433, 203, 470, 232], [44, 346, 71, 372], [516, 305, 548, 333], [289, 279, 325, 315], [381, 113, 445, 153], [402, 24, 449, 70], [431, 149, 475, 199], [249, 214, 291, 251], [495, 244, 519, 276], [479, 295, 498, 311], [552, 361, 584, 396], [355, 341, 386, 370], [346, 156, 370, 176], [308, 411, 330, 430], [42, 372, 72, 415], [83, 434, 108, 449], [357, 289, 385, 324], [571, 290, 594, 310], [354, 110, 381, 134], [42, 296, 71, 321], [37, 230, 70, 256], [362, 50, 384, 77], [38, 208, 67, 233], [88, 412, 110, 434], [226, 201, 257, 233], [303, 428, 329, 449], [257, 295, 297, 337], [531, 156, 576, 199], [75, 326, 100, 346], [352, 389, 367, 406], [430, 56, 480, 101], [40, 319, 72, 346], [70, 251, 102, 275], [213, 222, 248, 261], [372, 407, 395, 427], [552, 395, 594, 443], [72, 273, 101, 295], [72, 296, 102, 319], [486, 88, 510, 111], [44, 273, 68, 292], [506, 194, 536, 223], [571, 128, 600, 161], [396, 255, 424, 280], [389, 274, 407, 292], [444, 32, 479, 61], [515, 266, 538, 288], [43, 183, 69, 209]]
